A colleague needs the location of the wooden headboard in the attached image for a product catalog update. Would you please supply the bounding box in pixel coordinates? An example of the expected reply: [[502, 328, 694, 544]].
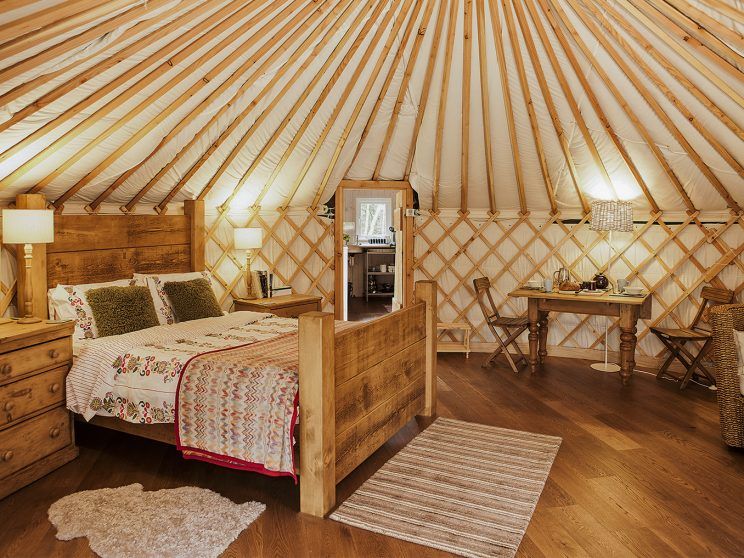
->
[[30, 199, 205, 318]]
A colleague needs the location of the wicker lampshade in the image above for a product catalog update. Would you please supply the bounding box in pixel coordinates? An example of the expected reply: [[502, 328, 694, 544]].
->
[[590, 200, 633, 232]]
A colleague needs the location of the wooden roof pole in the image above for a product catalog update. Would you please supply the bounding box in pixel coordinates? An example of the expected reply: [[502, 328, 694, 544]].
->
[[346, 0, 426, 170], [225, 0, 388, 212], [160, 0, 376, 213], [534, 0, 693, 211], [645, 0, 744, 70], [502, 0, 556, 214], [663, 0, 744, 53], [475, 0, 496, 213], [598, 0, 742, 142], [693, 0, 744, 25], [0, 0, 206, 134], [310, 0, 418, 209], [0, 0, 122, 42], [627, 0, 743, 88], [0, 0, 139, 61], [131, 0, 355, 213], [47, 1, 291, 208], [511, 0, 588, 214], [89, 0, 338, 212], [619, 1, 743, 108], [460, 0, 472, 212], [489, 0, 527, 214], [557, 0, 741, 212], [582, 0, 743, 178], [0, 0, 175, 85], [433, 0, 458, 212], [402, 0, 449, 182], [0, 0, 255, 180], [371, 0, 437, 179]]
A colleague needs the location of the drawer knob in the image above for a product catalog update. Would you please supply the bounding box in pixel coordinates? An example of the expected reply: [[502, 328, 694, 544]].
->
[[48, 349, 60, 359], [3, 401, 13, 412], [2, 451, 12, 462], [50, 383, 61, 394], [49, 427, 61, 439], [0, 364, 11, 375]]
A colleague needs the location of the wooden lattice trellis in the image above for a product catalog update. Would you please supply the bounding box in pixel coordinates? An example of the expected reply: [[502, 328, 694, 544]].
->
[[413, 210, 744, 366], [204, 208, 335, 312], [2, 207, 743, 370]]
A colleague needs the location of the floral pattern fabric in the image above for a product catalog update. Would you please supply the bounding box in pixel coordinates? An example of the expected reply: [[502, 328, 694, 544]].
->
[[67, 312, 292, 423]]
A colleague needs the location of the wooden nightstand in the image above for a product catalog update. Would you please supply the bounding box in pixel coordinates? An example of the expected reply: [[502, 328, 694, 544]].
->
[[0, 320, 77, 500], [233, 294, 322, 318]]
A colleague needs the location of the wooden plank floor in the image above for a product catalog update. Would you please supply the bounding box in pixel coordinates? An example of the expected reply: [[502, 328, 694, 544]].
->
[[1, 353, 743, 557]]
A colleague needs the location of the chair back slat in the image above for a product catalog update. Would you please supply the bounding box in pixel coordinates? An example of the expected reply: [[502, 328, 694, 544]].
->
[[691, 286, 735, 332], [473, 277, 500, 322]]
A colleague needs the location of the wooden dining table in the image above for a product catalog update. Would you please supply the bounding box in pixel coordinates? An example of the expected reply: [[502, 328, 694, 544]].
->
[[509, 288, 652, 385]]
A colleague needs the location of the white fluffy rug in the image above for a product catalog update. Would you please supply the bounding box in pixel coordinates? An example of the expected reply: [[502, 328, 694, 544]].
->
[[48, 483, 265, 558]]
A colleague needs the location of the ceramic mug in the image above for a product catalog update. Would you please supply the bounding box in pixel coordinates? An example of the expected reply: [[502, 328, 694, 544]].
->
[[543, 278, 553, 292]]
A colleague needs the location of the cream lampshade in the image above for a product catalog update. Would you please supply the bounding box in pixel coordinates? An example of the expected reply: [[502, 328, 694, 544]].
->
[[2, 209, 55, 324], [233, 228, 263, 299], [589, 199, 633, 374]]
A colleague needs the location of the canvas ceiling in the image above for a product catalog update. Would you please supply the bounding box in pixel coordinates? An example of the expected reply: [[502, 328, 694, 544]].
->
[[0, 0, 742, 215]]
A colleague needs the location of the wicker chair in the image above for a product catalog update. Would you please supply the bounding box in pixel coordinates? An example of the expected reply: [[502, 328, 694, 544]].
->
[[710, 304, 744, 448]]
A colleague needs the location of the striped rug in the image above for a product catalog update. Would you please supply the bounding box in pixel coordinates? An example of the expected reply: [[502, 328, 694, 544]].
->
[[330, 417, 561, 557]]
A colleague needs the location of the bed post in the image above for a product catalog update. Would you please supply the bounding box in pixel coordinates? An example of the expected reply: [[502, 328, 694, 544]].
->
[[298, 311, 335, 517], [415, 280, 437, 417]]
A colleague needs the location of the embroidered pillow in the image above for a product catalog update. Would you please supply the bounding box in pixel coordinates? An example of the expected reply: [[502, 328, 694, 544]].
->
[[136, 271, 212, 325], [86, 286, 159, 337], [162, 278, 223, 322], [50, 278, 142, 339]]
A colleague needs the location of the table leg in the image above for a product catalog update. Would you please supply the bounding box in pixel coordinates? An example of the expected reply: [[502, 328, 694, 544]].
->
[[619, 305, 638, 386], [528, 299, 540, 374], [538, 311, 549, 364]]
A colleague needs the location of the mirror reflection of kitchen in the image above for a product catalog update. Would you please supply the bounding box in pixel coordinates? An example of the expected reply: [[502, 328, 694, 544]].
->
[[342, 189, 402, 322]]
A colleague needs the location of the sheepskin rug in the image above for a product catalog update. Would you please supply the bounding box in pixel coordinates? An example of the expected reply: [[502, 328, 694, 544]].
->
[[48, 483, 265, 558]]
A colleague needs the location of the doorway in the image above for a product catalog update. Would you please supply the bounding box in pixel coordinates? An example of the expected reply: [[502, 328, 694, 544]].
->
[[334, 180, 414, 321]]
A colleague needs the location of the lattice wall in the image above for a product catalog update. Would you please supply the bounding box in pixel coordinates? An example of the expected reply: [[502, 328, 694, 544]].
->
[[205, 208, 336, 312], [2, 208, 742, 368], [414, 210, 744, 363]]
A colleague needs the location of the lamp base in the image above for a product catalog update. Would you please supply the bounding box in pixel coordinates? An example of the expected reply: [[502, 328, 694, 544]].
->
[[16, 316, 42, 324], [590, 362, 621, 373]]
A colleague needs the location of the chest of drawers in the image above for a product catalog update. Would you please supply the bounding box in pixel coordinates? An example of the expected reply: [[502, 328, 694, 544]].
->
[[0, 320, 77, 500]]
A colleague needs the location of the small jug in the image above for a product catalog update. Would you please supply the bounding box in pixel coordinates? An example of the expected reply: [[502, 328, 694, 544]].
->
[[553, 267, 570, 286]]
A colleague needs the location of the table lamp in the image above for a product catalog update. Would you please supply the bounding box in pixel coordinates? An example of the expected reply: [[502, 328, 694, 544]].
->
[[2, 209, 55, 324], [234, 228, 263, 299], [590, 200, 633, 373]]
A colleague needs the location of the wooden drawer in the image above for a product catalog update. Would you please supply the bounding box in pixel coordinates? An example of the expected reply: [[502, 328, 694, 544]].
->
[[0, 367, 66, 428], [273, 303, 320, 318], [0, 407, 72, 479], [0, 337, 71, 384]]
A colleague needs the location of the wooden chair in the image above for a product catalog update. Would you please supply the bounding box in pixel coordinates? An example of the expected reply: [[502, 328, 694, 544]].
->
[[473, 277, 529, 373], [652, 286, 735, 390]]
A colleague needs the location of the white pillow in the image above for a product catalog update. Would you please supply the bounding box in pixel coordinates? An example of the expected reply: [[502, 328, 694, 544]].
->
[[135, 271, 213, 325], [50, 278, 143, 340], [734, 330, 744, 397]]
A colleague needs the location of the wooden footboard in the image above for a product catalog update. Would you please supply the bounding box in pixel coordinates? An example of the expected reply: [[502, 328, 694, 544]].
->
[[298, 280, 437, 517]]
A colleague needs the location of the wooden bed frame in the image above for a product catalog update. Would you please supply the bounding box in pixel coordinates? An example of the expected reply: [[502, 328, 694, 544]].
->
[[23, 195, 437, 518]]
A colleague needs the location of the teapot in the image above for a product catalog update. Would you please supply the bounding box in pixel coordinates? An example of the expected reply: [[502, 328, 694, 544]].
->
[[593, 272, 609, 290], [553, 267, 570, 286]]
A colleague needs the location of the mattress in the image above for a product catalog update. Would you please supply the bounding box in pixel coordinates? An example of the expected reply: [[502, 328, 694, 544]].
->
[[67, 312, 299, 423]]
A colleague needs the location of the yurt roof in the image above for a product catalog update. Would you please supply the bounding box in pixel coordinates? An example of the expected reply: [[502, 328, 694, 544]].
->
[[0, 0, 742, 215]]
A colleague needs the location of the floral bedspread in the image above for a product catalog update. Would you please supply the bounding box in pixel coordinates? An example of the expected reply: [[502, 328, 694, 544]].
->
[[67, 313, 296, 423]]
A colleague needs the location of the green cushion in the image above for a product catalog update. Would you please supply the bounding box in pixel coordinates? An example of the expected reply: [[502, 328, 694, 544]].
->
[[163, 278, 223, 322], [86, 286, 159, 337]]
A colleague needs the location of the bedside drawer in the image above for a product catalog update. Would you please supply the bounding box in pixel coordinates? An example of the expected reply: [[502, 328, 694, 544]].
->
[[0, 366, 66, 428], [273, 303, 320, 318], [0, 337, 71, 384], [0, 407, 71, 479]]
